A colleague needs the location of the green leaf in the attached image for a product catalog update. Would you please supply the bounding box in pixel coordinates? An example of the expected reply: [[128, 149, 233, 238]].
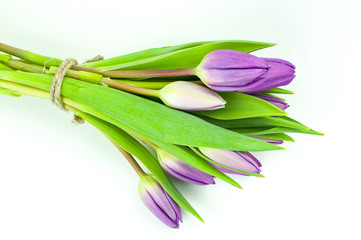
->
[[82, 41, 213, 68], [250, 133, 295, 142], [0, 70, 281, 152], [201, 115, 311, 130], [278, 116, 324, 135], [72, 110, 204, 222], [64, 97, 243, 190], [61, 95, 243, 190], [260, 87, 294, 94], [198, 92, 287, 120], [278, 116, 308, 128], [0, 53, 12, 63], [0, 86, 21, 97], [232, 126, 324, 136], [98, 40, 275, 71]]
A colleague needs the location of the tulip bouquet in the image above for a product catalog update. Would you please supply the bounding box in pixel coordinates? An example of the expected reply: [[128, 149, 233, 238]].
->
[[0, 40, 322, 228]]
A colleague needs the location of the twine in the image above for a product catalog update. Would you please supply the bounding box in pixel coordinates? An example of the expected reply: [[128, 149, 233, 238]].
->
[[83, 55, 104, 63], [50, 55, 104, 124]]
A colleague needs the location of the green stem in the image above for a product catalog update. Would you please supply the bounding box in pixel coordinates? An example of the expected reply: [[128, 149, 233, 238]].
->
[[131, 134, 159, 150], [1, 58, 102, 85], [0, 62, 13, 71], [4, 59, 44, 73], [101, 78, 159, 97], [114, 80, 202, 89], [101, 68, 196, 78], [0, 42, 63, 67], [0, 43, 104, 73], [112, 144, 146, 176], [71, 65, 101, 73], [48, 66, 103, 84], [0, 43, 28, 60], [0, 57, 160, 97]]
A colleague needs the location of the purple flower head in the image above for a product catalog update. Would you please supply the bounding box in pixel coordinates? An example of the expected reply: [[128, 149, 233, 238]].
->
[[246, 58, 296, 93], [138, 174, 182, 228], [159, 81, 226, 111], [251, 93, 289, 110], [196, 50, 295, 92], [198, 147, 261, 176], [157, 149, 215, 185]]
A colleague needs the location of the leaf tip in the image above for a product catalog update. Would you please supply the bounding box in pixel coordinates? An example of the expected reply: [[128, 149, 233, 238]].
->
[[229, 180, 243, 189], [274, 145, 285, 150], [311, 129, 325, 136], [195, 213, 205, 223]]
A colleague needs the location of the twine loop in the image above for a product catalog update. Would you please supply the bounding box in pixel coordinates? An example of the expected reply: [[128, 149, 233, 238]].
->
[[50, 58, 78, 110], [50, 55, 103, 124]]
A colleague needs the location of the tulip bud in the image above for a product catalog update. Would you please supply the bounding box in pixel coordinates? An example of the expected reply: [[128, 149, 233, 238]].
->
[[198, 147, 261, 175], [158, 81, 226, 111], [139, 174, 182, 228], [195, 50, 295, 92], [157, 149, 215, 185], [251, 93, 289, 110]]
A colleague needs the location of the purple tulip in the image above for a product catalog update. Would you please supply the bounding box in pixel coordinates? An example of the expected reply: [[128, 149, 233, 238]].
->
[[139, 174, 182, 228], [158, 81, 226, 111], [198, 147, 261, 175], [196, 50, 295, 92], [251, 93, 289, 110], [157, 149, 215, 185]]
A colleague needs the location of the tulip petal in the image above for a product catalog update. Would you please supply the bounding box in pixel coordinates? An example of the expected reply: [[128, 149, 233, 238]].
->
[[158, 150, 215, 185], [245, 75, 295, 93], [139, 175, 181, 228], [159, 81, 226, 111], [146, 184, 178, 223], [164, 190, 183, 223], [162, 163, 215, 185], [211, 164, 248, 175], [202, 68, 267, 86], [141, 189, 179, 228], [240, 151, 262, 168], [263, 61, 295, 81], [201, 50, 269, 69], [199, 148, 261, 175], [262, 58, 295, 69], [251, 93, 289, 110]]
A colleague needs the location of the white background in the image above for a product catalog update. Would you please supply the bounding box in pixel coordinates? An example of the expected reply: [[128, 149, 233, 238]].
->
[[1, 0, 360, 239]]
